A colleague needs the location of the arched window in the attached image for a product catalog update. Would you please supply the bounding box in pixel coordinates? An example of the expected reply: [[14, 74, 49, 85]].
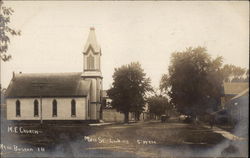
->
[[71, 99, 76, 117], [87, 55, 95, 69], [52, 99, 57, 117], [16, 100, 21, 117], [34, 100, 39, 117]]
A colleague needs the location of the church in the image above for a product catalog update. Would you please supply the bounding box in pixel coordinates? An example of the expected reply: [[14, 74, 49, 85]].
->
[[5, 27, 103, 122]]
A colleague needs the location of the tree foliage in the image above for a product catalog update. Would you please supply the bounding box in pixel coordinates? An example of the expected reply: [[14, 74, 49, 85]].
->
[[160, 47, 224, 116], [0, 1, 21, 61], [147, 95, 171, 117], [107, 62, 152, 123], [245, 69, 249, 82], [221, 64, 247, 82]]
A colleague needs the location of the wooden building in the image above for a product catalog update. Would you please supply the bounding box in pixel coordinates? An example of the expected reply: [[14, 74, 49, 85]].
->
[[5, 27, 103, 122]]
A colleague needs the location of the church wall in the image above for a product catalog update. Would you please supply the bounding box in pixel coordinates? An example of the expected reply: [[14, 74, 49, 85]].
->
[[91, 77, 103, 120], [96, 78, 102, 120], [96, 78, 101, 102], [7, 98, 40, 120], [86, 91, 91, 120], [90, 79, 97, 119], [42, 97, 86, 120], [6, 97, 87, 120]]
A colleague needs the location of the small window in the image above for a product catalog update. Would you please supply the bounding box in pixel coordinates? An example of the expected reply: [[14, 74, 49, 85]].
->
[[16, 100, 21, 117], [34, 100, 39, 117], [71, 99, 76, 117], [87, 55, 95, 69], [52, 99, 57, 117]]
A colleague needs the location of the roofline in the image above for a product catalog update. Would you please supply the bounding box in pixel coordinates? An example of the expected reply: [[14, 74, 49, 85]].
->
[[83, 45, 101, 55], [6, 95, 87, 99], [81, 76, 103, 79], [84, 69, 101, 72], [222, 94, 238, 96], [211, 109, 227, 115], [13, 72, 82, 76], [231, 88, 249, 100]]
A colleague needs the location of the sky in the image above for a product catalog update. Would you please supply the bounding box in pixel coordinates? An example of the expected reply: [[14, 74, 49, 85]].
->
[[1, 1, 249, 90]]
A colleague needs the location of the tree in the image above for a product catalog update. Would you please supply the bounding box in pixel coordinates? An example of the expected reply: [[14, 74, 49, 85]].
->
[[221, 64, 234, 82], [107, 62, 152, 123], [0, 1, 20, 91], [221, 64, 246, 82], [0, 1, 21, 61], [160, 47, 223, 117], [147, 95, 171, 118], [245, 69, 249, 82]]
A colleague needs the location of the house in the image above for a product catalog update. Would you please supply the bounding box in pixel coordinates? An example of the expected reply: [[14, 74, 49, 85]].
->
[[220, 82, 249, 109], [213, 85, 249, 125], [5, 27, 103, 123], [101, 90, 126, 122], [226, 88, 249, 125]]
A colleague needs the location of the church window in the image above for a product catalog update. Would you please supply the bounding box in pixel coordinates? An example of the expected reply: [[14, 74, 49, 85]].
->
[[34, 99, 39, 117], [16, 100, 21, 117], [71, 99, 76, 117], [87, 55, 95, 69], [52, 99, 57, 117]]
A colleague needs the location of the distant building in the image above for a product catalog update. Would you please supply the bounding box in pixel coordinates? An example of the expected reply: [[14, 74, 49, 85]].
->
[[226, 88, 249, 125], [101, 90, 126, 122], [140, 103, 150, 120], [221, 82, 249, 109], [101, 90, 149, 122], [101, 90, 112, 109], [214, 82, 249, 125], [5, 27, 103, 122]]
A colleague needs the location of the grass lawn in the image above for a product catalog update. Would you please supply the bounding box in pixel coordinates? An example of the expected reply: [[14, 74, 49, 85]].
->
[[0, 121, 236, 157]]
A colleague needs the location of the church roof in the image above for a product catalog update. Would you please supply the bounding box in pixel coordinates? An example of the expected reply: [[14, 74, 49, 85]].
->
[[83, 27, 101, 53], [5, 72, 91, 98]]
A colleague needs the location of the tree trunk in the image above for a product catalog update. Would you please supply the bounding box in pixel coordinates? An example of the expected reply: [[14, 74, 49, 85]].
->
[[124, 111, 129, 123], [135, 112, 140, 121]]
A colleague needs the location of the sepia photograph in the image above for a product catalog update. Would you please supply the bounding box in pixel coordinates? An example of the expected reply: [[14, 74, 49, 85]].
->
[[0, 1, 249, 157]]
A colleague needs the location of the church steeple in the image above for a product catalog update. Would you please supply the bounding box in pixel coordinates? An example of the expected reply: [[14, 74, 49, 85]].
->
[[83, 27, 102, 72], [81, 27, 103, 120], [83, 27, 101, 54]]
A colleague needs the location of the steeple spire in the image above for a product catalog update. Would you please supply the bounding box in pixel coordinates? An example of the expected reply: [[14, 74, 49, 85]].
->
[[82, 27, 102, 74], [83, 27, 101, 54]]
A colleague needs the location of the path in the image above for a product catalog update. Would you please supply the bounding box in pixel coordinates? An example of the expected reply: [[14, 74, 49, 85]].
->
[[202, 124, 246, 141]]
